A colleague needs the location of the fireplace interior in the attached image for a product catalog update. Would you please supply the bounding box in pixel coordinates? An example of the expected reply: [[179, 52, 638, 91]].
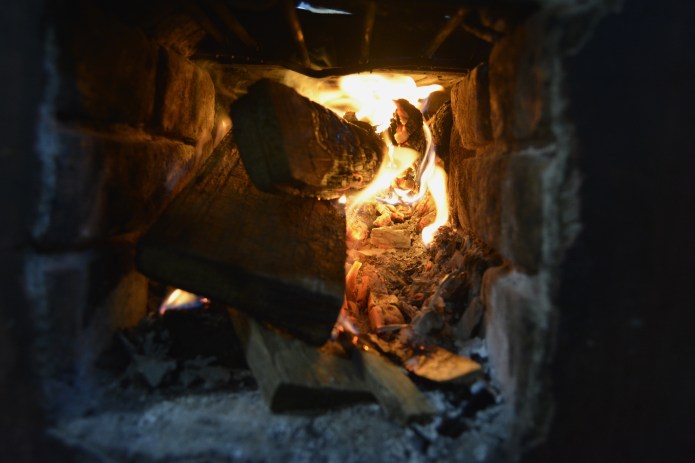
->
[[4, 0, 693, 462]]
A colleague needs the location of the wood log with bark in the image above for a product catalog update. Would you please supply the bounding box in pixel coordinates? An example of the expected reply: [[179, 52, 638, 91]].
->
[[230, 309, 435, 423], [137, 131, 346, 345], [231, 79, 385, 199], [229, 309, 373, 411]]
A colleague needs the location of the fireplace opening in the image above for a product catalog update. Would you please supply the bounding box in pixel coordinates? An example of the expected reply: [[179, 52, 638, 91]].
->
[[19, 0, 597, 461]]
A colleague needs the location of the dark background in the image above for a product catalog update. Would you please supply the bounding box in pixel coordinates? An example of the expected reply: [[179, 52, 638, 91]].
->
[[528, 0, 695, 462]]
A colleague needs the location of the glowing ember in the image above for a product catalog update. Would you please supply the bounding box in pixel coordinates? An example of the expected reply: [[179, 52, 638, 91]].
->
[[158, 288, 209, 315], [213, 116, 231, 148], [347, 145, 418, 215], [321, 75, 446, 244]]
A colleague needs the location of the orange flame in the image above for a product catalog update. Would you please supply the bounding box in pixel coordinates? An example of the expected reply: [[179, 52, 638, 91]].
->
[[421, 165, 449, 246], [286, 72, 448, 244], [159, 289, 209, 315]]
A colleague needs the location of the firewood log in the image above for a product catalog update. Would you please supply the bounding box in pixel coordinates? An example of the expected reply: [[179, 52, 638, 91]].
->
[[231, 79, 385, 199], [137, 131, 345, 345], [229, 309, 373, 411], [230, 309, 435, 423]]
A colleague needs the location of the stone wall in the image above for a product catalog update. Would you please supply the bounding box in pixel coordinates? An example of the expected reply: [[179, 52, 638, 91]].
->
[[28, 1, 216, 417], [446, 11, 578, 454]]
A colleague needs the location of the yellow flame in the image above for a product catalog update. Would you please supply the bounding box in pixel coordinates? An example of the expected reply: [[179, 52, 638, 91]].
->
[[421, 165, 449, 246], [159, 288, 208, 315], [346, 145, 418, 214], [302, 73, 442, 131], [213, 116, 231, 147]]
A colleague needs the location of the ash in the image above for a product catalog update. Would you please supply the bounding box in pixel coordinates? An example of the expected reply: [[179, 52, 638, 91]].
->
[[51, 196, 514, 462]]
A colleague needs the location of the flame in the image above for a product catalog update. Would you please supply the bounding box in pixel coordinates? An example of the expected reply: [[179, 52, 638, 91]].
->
[[421, 165, 449, 246], [315, 74, 442, 132], [286, 72, 448, 244], [159, 288, 209, 315], [347, 145, 418, 214], [213, 116, 231, 148]]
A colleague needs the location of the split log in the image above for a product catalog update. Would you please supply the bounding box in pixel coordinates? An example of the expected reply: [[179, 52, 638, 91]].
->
[[231, 79, 385, 199], [355, 348, 435, 424], [229, 310, 373, 412], [137, 131, 345, 345], [404, 346, 483, 385], [231, 310, 434, 423]]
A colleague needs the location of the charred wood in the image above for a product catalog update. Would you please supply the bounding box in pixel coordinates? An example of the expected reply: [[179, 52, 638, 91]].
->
[[231, 79, 385, 199]]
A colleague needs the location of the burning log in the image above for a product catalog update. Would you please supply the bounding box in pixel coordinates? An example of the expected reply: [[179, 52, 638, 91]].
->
[[137, 132, 345, 345], [231, 79, 385, 199]]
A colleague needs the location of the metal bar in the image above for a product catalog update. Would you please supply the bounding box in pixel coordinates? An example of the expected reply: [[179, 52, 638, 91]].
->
[[360, 1, 378, 64], [423, 7, 469, 59], [204, 0, 260, 51], [281, 0, 312, 68]]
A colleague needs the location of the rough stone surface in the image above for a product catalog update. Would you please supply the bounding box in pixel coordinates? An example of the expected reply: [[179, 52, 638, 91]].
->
[[33, 123, 207, 246], [154, 47, 215, 143], [449, 151, 549, 273], [451, 64, 492, 149], [25, 244, 147, 418], [50, 1, 158, 126], [481, 265, 550, 451], [488, 17, 547, 143]]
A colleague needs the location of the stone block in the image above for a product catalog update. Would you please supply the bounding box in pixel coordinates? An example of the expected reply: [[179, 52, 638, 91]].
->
[[154, 47, 215, 143], [33, 123, 209, 246], [488, 18, 547, 142], [481, 265, 550, 440], [24, 244, 147, 416], [450, 64, 492, 149], [450, 151, 549, 273], [49, 1, 158, 126]]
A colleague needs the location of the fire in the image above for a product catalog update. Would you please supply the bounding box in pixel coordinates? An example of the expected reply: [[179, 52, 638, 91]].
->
[[286, 72, 449, 244], [158, 288, 209, 315], [323, 74, 447, 244], [421, 165, 449, 246], [347, 145, 418, 214]]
